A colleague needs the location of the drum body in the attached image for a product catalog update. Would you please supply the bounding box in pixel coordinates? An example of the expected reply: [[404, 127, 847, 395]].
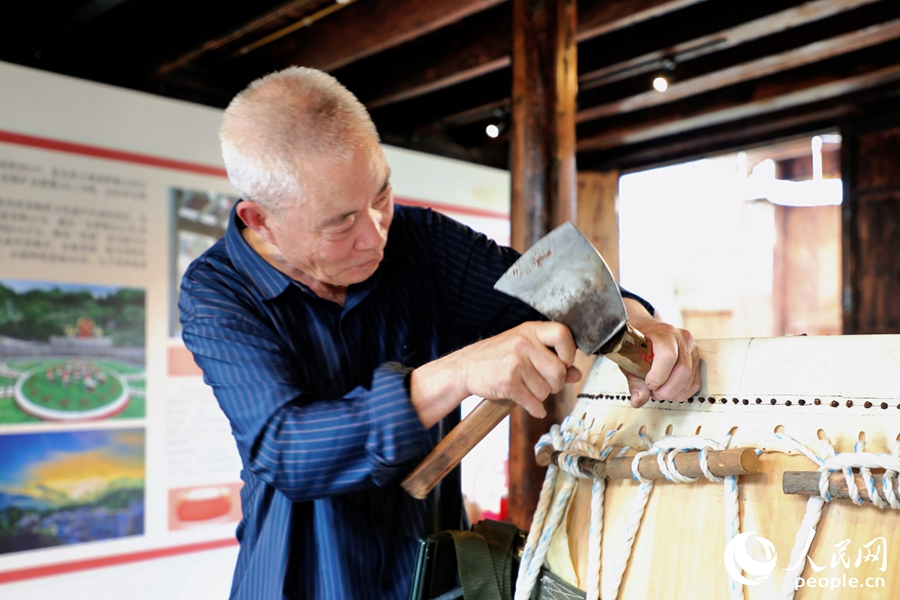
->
[[543, 335, 900, 599]]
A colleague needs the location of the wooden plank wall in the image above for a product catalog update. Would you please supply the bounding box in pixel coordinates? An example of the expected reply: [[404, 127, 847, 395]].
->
[[843, 113, 900, 333]]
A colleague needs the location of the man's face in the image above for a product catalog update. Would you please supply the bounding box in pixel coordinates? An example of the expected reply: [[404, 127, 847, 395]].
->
[[266, 140, 394, 289]]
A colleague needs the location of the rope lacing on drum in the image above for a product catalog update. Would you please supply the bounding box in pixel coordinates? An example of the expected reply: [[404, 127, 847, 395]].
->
[[518, 427, 747, 600], [772, 432, 900, 600], [515, 415, 585, 600], [606, 434, 745, 600]]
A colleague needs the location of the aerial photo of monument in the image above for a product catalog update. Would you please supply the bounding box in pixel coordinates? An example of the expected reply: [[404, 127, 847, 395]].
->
[[0, 280, 145, 424]]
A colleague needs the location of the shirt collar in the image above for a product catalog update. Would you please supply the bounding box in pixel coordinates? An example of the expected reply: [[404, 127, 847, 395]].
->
[[226, 200, 294, 301], [225, 200, 403, 305]]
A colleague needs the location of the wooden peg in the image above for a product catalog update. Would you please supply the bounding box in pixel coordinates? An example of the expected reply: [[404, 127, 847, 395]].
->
[[537, 447, 759, 481], [783, 471, 900, 504]]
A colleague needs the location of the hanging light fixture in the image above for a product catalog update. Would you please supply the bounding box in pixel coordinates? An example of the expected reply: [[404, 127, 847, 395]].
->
[[485, 107, 507, 139], [652, 58, 676, 93]]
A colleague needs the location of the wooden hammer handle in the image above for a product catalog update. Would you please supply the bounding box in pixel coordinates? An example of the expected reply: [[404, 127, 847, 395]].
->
[[605, 323, 653, 378], [402, 398, 514, 500], [401, 324, 653, 500]]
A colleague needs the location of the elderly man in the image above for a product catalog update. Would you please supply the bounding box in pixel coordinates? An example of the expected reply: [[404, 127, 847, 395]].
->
[[180, 67, 699, 600]]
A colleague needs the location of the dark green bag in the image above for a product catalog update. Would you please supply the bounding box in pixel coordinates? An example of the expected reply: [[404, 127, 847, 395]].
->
[[409, 519, 523, 600], [408, 519, 585, 600]]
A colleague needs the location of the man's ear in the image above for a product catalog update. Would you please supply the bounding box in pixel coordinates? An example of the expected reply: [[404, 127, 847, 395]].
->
[[235, 201, 277, 245]]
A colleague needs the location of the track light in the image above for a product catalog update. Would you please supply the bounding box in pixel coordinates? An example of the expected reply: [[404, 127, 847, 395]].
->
[[652, 58, 676, 93], [485, 119, 506, 139]]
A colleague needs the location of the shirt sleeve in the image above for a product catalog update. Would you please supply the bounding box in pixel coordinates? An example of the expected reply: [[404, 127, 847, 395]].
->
[[179, 282, 431, 503]]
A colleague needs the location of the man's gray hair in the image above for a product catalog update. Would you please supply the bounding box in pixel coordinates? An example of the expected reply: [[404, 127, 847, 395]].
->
[[219, 67, 379, 207]]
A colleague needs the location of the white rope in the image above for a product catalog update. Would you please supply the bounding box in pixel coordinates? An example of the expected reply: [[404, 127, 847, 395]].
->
[[647, 436, 743, 600], [817, 451, 900, 509], [524, 430, 750, 600], [724, 473, 742, 600], [780, 440, 900, 600], [602, 479, 653, 600], [515, 423, 565, 600], [600, 431, 653, 600], [522, 419, 595, 598], [884, 443, 900, 510], [775, 432, 836, 600], [777, 496, 826, 600], [584, 430, 615, 600], [516, 417, 583, 600]]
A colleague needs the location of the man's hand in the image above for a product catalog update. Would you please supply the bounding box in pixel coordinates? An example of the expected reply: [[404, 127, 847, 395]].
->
[[410, 322, 581, 428], [623, 299, 700, 408]]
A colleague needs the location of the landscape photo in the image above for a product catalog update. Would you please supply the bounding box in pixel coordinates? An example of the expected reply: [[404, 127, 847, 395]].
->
[[0, 280, 145, 424], [0, 428, 145, 555]]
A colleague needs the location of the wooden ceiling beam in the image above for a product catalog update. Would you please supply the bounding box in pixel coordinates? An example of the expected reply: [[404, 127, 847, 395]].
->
[[577, 42, 900, 152], [577, 0, 710, 41], [314, 0, 713, 110], [379, 130, 508, 169], [249, 0, 506, 73], [369, 69, 512, 137], [154, 0, 322, 77], [335, 4, 512, 109], [578, 0, 880, 88], [578, 103, 854, 172], [577, 17, 900, 123]]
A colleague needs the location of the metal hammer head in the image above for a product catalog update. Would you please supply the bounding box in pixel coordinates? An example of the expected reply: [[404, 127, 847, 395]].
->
[[494, 222, 627, 355]]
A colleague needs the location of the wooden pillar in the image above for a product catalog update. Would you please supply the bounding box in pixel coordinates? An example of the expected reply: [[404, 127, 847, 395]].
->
[[842, 113, 900, 333], [508, 0, 577, 530]]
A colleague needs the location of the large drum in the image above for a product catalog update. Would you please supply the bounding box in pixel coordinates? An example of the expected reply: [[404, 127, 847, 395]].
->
[[517, 335, 900, 600]]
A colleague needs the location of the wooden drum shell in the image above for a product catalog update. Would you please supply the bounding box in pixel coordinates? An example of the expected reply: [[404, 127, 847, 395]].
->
[[543, 336, 900, 599]]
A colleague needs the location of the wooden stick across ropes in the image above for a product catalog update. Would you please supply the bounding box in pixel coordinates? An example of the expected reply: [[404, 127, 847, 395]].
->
[[783, 471, 900, 504], [535, 446, 759, 481]]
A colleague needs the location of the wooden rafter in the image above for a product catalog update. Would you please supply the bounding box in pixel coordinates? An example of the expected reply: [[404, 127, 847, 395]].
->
[[576, 17, 900, 124], [339, 4, 512, 109], [577, 0, 710, 41], [246, 0, 505, 73], [579, 103, 854, 171], [340, 0, 712, 110], [578, 0, 881, 88], [578, 61, 900, 152], [154, 0, 324, 77]]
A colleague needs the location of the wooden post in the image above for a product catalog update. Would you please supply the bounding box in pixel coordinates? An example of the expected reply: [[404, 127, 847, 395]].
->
[[508, 0, 577, 530]]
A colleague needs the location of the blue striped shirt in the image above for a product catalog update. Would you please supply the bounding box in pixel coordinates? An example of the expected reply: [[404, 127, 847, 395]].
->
[[179, 204, 541, 600], [180, 203, 651, 599]]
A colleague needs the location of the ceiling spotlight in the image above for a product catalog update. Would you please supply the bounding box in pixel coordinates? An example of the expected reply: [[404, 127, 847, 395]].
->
[[486, 124, 500, 138], [652, 58, 676, 93]]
